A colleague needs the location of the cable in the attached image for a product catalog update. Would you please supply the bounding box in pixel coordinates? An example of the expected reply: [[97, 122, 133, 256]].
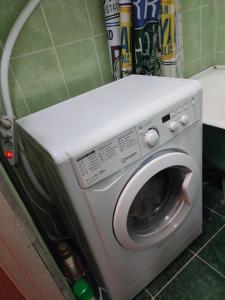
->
[[13, 166, 63, 241], [20, 141, 53, 203]]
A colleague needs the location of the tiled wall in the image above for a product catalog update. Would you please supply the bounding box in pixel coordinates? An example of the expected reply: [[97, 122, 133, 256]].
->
[[0, 0, 216, 118], [0, 0, 112, 118], [215, 0, 225, 64], [182, 0, 215, 78]]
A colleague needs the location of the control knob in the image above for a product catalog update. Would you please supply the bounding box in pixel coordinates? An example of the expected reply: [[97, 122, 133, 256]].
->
[[180, 114, 189, 125], [169, 121, 179, 132], [144, 129, 160, 147]]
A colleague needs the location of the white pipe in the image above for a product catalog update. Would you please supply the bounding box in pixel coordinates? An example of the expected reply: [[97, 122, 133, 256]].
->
[[1, 0, 40, 116], [0, 0, 53, 204]]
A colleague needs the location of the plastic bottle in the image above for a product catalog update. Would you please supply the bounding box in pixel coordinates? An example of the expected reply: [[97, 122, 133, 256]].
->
[[72, 278, 95, 300]]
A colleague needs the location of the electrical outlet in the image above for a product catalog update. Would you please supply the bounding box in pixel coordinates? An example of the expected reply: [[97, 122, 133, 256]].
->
[[0, 115, 18, 165]]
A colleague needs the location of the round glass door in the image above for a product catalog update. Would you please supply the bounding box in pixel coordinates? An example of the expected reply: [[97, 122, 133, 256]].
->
[[113, 151, 200, 251], [127, 166, 187, 237]]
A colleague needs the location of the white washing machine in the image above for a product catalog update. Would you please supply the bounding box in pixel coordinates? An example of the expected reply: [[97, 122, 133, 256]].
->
[[16, 75, 202, 299]]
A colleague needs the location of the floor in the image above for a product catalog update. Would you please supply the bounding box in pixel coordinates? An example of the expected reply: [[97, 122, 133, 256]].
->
[[134, 182, 225, 300]]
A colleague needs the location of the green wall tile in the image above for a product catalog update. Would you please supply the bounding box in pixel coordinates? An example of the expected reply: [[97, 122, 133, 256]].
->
[[0, 0, 28, 45], [86, 0, 106, 35], [216, 1, 225, 53], [183, 59, 201, 78], [10, 49, 68, 113], [94, 34, 113, 84], [0, 0, 219, 118], [182, 9, 201, 64], [201, 4, 214, 57], [215, 0, 225, 64], [200, 0, 214, 5], [182, 0, 200, 11], [0, 89, 4, 116], [41, 0, 91, 46], [12, 5, 51, 57], [9, 72, 30, 118], [0, 48, 4, 116], [216, 52, 225, 65], [56, 39, 103, 97], [201, 54, 214, 70]]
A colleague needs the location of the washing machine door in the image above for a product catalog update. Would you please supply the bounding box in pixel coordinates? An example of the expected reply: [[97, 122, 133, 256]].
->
[[113, 151, 201, 251]]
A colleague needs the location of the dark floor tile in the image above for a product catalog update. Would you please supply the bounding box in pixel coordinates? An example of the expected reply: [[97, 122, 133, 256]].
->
[[155, 257, 225, 300], [198, 226, 225, 277], [133, 289, 152, 300], [189, 207, 225, 252], [203, 184, 225, 217], [147, 250, 193, 296]]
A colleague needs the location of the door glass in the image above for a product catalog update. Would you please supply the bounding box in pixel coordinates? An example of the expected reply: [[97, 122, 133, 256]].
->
[[127, 166, 189, 236]]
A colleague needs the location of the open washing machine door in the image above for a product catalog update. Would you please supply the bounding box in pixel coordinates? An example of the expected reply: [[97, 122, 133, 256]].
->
[[113, 151, 201, 251]]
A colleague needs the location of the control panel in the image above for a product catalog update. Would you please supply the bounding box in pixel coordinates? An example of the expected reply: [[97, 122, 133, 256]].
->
[[137, 97, 199, 155], [73, 95, 200, 188]]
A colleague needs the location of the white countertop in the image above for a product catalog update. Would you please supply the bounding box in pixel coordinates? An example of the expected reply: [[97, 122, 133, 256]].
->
[[192, 65, 225, 129]]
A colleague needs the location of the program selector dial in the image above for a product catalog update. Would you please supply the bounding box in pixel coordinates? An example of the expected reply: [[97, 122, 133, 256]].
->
[[144, 129, 160, 147]]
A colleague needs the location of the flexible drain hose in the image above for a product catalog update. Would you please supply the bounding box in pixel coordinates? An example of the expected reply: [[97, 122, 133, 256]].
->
[[1, 0, 40, 116], [0, 0, 53, 204]]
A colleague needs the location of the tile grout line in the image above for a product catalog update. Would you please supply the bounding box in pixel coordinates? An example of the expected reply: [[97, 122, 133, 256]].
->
[[203, 204, 225, 220], [185, 52, 215, 67], [55, 36, 92, 49], [0, 42, 31, 115], [94, 32, 106, 38], [8, 66, 31, 115], [188, 249, 225, 279], [182, 4, 213, 14], [145, 288, 154, 299], [155, 223, 225, 298], [199, 4, 202, 70], [153, 253, 197, 298], [213, 0, 218, 64], [192, 223, 225, 256], [84, 0, 104, 85], [11, 47, 52, 60], [216, 51, 225, 54], [196, 255, 225, 279], [39, 2, 71, 99], [10, 33, 106, 61]]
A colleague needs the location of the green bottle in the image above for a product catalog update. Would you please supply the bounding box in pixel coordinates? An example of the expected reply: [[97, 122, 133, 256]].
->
[[72, 278, 94, 300]]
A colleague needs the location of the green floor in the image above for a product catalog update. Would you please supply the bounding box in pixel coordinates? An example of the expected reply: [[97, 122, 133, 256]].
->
[[134, 184, 225, 300]]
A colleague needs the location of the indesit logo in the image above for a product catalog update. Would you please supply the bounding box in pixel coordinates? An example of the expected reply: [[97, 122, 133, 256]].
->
[[121, 152, 137, 164]]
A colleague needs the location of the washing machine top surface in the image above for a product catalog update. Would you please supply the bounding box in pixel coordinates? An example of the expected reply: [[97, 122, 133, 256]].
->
[[17, 75, 201, 164]]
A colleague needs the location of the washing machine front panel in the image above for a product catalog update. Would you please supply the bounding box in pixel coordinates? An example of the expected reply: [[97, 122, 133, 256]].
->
[[72, 94, 200, 189], [113, 151, 200, 250]]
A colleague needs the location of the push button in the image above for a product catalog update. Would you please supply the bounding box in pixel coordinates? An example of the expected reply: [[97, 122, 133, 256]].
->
[[169, 121, 179, 132], [180, 115, 189, 125]]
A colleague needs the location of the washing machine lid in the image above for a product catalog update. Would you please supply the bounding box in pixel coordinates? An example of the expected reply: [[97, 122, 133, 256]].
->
[[113, 151, 200, 251]]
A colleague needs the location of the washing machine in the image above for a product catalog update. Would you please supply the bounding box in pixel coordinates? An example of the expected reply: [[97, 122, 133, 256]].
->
[[16, 75, 202, 300]]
